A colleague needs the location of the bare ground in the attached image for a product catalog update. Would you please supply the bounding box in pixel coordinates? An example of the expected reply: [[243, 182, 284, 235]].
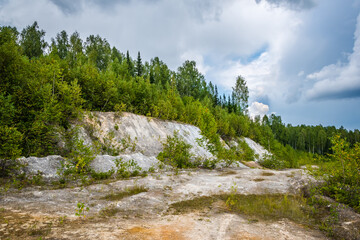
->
[[0, 168, 328, 240]]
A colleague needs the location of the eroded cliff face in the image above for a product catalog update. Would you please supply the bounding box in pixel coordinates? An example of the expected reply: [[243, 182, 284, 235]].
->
[[78, 111, 213, 159]]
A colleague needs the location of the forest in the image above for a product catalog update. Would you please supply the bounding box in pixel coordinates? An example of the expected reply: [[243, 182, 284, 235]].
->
[[1, 21, 359, 162]]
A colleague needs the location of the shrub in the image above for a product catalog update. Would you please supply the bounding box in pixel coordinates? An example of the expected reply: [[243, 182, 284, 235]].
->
[[259, 154, 288, 170], [113, 158, 142, 178], [314, 135, 360, 211], [157, 131, 194, 168]]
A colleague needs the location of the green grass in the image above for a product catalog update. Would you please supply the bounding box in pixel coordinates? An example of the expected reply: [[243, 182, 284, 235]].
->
[[169, 194, 312, 224], [101, 185, 148, 201]]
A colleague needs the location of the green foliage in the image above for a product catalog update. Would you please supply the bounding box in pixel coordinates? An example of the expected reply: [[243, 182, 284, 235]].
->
[[258, 154, 288, 170], [75, 202, 89, 218], [20, 21, 46, 59], [313, 135, 360, 211], [0, 125, 23, 161], [60, 138, 96, 178], [157, 131, 194, 168], [232, 75, 249, 114], [113, 158, 142, 178], [90, 169, 114, 180], [1, 21, 359, 176]]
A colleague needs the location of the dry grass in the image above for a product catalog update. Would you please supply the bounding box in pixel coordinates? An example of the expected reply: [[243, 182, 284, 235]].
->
[[101, 185, 148, 201], [261, 172, 275, 177], [99, 204, 120, 217], [253, 178, 265, 182], [168, 194, 312, 225], [218, 170, 237, 176]]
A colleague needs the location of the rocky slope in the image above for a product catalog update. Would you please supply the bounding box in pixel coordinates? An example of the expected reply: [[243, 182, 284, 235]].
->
[[21, 112, 270, 178]]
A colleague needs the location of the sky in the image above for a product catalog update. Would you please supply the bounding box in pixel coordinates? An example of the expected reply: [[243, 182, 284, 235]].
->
[[1, 0, 360, 130]]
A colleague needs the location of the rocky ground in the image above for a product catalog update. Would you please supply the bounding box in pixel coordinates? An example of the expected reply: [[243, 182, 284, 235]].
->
[[0, 167, 330, 240]]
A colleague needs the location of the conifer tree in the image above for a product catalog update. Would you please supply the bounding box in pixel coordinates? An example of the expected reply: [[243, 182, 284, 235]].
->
[[136, 51, 143, 76]]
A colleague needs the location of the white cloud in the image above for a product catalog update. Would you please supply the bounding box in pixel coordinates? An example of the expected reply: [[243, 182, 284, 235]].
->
[[305, 13, 360, 100], [248, 101, 270, 118]]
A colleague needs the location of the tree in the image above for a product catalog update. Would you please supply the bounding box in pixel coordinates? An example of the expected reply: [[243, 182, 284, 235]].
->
[[126, 50, 135, 77], [0, 26, 22, 94], [54, 30, 69, 59], [20, 21, 47, 59], [232, 75, 249, 114], [135, 51, 143, 77], [111, 47, 123, 63], [85, 34, 111, 71], [176, 60, 206, 99], [68, 31, 83, 66]]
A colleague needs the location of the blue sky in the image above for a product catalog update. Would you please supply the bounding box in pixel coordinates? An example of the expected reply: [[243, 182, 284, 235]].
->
[[1, 0, 360, 130]]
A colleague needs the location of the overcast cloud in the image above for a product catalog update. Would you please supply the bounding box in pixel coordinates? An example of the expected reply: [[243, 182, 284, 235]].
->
[[1, 0, 360, 129]]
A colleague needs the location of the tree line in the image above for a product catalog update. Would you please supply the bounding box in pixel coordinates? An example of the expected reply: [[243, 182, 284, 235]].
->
[[0, 21, 359, 166]]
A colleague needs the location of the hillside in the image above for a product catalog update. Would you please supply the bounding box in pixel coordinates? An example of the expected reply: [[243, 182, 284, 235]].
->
[[20, 111, 267, 178]]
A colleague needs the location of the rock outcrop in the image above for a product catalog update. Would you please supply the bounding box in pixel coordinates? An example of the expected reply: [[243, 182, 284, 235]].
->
[[20, 112, 269, 178]]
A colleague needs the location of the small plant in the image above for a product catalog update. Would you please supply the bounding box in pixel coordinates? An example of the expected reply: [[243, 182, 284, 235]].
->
[[226, 181, 238, 208], [58, 215, 67, 225], [114, 103, 126, 117], [75, 202, 89, 218]]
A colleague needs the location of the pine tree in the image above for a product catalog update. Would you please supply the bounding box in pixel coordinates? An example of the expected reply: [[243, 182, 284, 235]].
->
[[136, 51, 143, 77]]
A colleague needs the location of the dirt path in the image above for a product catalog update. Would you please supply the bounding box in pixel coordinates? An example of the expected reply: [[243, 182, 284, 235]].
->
[[0, 168, 327, 239]]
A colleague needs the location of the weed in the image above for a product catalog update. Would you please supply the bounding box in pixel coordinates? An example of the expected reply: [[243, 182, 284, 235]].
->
[[226, 182, 238, 208], [75, 202, 89, 218], [58, 216, 67, 225]]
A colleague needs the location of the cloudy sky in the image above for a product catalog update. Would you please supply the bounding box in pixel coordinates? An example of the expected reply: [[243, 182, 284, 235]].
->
[[1, 0, 360, 130]]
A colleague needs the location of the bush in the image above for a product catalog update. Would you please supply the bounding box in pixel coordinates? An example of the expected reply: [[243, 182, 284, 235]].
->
[[259, 154, 288, 170], [157, 131, 194, 168], [314, 135, 360, 211], [113, 158, 142, 178]]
